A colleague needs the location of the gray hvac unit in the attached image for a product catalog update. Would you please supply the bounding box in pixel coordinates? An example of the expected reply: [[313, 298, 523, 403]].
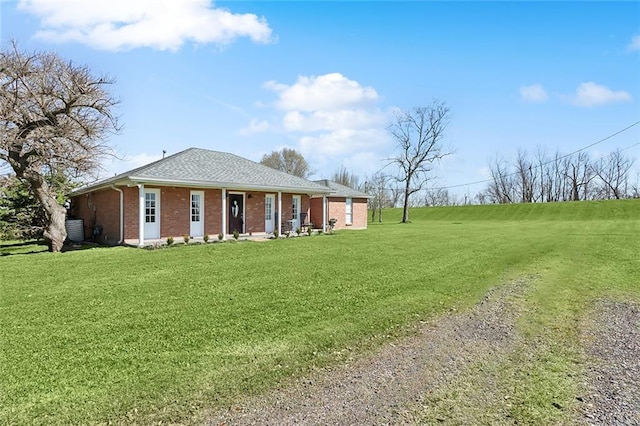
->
[[65, 219, 84, 242]]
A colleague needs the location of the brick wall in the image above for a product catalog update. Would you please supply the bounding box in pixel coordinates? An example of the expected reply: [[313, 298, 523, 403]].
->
[[244, 192, 265, 234], [123, 186, 138, 240], [70, 188, 121, 244], [351, 198, 368, 229], [327, 197, 346, 229], [204, 189, 222, 236], [310, 197, 323, 228], [74, 186, 314, 242], [159, 187, 189, 238], [309, 196, 368, 230]]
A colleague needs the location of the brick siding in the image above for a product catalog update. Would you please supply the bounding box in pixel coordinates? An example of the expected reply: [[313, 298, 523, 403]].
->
[[309, 196, 368, 230], [73, 186, 315, 242]]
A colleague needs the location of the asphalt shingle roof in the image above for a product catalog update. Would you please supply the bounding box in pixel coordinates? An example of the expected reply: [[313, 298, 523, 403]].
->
[[75, 148, 332, 194], [313, 179, 371, 198]]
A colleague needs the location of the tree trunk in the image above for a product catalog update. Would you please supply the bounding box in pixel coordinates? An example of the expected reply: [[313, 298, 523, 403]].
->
[[402, 183, 410, 223], [26, 174, 67, 252], [571, 182, 579, 201]]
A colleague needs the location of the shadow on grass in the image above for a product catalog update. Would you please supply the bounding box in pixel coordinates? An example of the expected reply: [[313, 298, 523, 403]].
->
[[0, 240, 48, 256], [0, 240, 118, 256]]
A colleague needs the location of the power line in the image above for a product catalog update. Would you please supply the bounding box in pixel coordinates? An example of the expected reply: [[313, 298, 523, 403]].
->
[[428, 120, 640, 191]]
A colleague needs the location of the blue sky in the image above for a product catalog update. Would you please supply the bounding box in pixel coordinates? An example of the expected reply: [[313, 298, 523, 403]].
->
[[2, 1, 639, 197]]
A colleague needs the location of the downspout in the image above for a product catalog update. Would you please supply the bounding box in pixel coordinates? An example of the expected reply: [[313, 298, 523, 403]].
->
[[111, 185, 124, 244]]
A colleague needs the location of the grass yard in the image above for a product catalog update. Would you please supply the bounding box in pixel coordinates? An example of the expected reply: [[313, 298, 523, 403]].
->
[[1, 199, 639, 424]]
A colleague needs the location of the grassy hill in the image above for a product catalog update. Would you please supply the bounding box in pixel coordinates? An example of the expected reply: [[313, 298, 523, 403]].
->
[[374, 198, 640, 222]]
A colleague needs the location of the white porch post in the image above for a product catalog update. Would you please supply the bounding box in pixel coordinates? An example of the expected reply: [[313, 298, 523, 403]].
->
[[138, 184, 145, 247], [322, 194, 327, 233], [221, 188, 227, 240], [277, 191, 282, 237]]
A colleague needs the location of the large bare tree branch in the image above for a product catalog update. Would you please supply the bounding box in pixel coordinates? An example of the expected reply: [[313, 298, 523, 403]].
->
[[1, 40, 120, 251]]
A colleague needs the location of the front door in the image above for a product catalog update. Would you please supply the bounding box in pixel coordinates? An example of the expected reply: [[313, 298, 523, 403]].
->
[[190, 191, 204, 237], [291, 195, 301, 231], [265, 194, 275, 233], [228, 193, 244, 234], [144, 189, 160, 239]]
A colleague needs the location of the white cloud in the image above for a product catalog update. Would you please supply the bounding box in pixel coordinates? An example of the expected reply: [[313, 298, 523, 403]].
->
[[519, 84, 548, 103], [264, 73, 379, 112], [256, 73, 391, 162], [628, 35, 640, 52], [570, 82, 632, 107], [239, 119, 269, 136], [282, 109, 385, 132], [17, 0, 273, 51], [299, 128, 389, 157]]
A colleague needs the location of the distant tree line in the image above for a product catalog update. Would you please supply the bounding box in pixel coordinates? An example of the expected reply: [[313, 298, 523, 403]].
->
[[477, 147, 638, 204]]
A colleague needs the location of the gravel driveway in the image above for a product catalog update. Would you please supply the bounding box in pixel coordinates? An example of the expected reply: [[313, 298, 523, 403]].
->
[[579, 300, 640, 425], [207, 280, 639, 425]]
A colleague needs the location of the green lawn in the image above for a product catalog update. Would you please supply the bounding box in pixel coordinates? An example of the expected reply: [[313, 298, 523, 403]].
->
[[1, 199, 639, 424]]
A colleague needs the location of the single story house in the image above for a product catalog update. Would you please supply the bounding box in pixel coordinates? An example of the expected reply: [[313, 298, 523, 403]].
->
[[310, 180, 371, 230], [69, 148, 368, 246]]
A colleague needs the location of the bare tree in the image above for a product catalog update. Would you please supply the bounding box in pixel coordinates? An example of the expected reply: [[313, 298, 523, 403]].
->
[[475, 189, 490, 205], [487, 156, 515, 203], [630, 170, 640, 198], [593, 148, 634, 199], [388, 101, 452, 222], [0, 41, 119, 251], [366, 171, 388, 222], [332, 165, 360, 189], [423, 187, 457, 206], [389, 184, 403, 208], [515, 149, 536, 203], [260, 148, 311, 178], [562, 152, 595, 201]]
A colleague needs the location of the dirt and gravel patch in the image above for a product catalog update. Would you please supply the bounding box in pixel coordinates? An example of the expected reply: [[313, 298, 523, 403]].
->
[[207, 277, 532, 425], [578, 300, 640, 425], [207, 281, 640, 426]]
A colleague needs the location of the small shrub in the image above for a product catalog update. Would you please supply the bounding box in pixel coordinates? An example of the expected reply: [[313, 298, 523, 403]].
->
[[203, 234, 209, 243], [296, 227, 301, 236], [218, 233, 223, 241], [166, 236, 174, 246], [273, 229, 279, 238], [232, 229, 239, 240], [307, 226, 312, 236], [285, 231, 291, 238], [183, 235, 190, 244]]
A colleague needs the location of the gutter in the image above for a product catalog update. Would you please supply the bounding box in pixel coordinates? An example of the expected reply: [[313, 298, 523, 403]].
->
[[126, 176, 334, 195], [111, 185, 124, 244]]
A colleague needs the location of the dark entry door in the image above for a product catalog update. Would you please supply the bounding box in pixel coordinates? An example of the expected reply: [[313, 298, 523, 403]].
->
[[228, 194, 244, 234]]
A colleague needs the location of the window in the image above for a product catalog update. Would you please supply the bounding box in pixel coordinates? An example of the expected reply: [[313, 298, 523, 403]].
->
[[191, 193, 201, 222], [265, 195, 272, 220], [145, 192, 156, 223], [292, 196, 299, 219], [345, 197, 353, 225]]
